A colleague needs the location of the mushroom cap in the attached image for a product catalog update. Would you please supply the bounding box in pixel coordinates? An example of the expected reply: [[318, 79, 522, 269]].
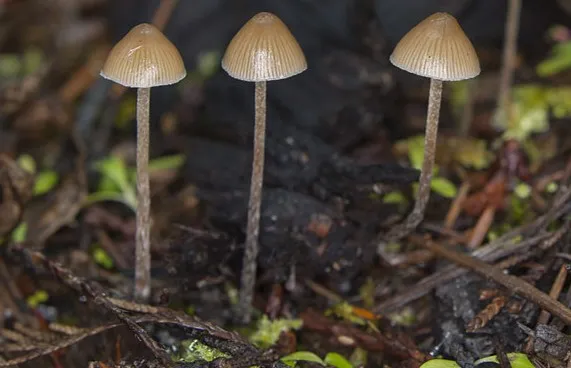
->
[[101, 23, 186, 88], [390, 12, 480, 81], [222, 12, 307, 82]]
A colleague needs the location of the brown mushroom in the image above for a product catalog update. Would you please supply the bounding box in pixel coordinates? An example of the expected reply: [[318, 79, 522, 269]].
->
[[101, 23, 186, 302], [386, 12, 480, 241], [222, 12, 307, 323]]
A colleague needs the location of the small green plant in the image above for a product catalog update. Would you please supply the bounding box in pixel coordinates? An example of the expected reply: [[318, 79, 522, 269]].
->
[[17, 154, 60, 196], [249, 316, 303, 349], [475, 353, 534, 368], [420, 359, 460, 368], [537, 25, 571, 77], [86, 154, 184, 210], [398, 136, 458, 199], [91, 245, 114, 270], [281, 351, 353, 368], [174, 339, 230, 363], [420, 352, 534, 368], [26, 290, 49, 309]]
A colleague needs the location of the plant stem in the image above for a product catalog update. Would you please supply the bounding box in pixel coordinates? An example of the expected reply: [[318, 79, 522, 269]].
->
[[495, 0, 521, 130], [238, 80, 266, 324], [134, 87, 151, 303], [385, 78, 443, 242]]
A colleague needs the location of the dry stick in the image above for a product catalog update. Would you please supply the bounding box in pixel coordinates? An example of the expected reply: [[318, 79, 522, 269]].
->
[[524, 263, 568, 352], [238, 81, 266, 324], [495, 0, 521, 129], [444, 181, 470, 230], [152, 0, 179, 30], [375, 190, 571, 313], [134, 87, 151, 302], [467, 205, 496, 248], [384, 78, 443, 242], [423, 238, 571, 325]]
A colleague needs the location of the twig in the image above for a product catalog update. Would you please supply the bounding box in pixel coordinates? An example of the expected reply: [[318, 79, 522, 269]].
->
[[495, 0, 521, 130], [374, 194, 571, 312], [467, 205, 496, 248], [422, 238, 571, 325], [444, 182, 470, 230], [151, 0, 179, 31]]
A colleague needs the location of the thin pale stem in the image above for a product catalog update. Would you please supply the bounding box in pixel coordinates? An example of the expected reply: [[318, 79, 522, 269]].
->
[[495, 0, 521, 129], [134, 87, 151, 303], [238, 80, 266, 324], [384, 78, 443, 242]]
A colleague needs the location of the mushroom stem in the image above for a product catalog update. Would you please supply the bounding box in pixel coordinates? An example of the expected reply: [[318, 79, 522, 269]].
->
[[134, 86, 152, 302], [388, 78, 443, 241], [239, 80, 267, 323]]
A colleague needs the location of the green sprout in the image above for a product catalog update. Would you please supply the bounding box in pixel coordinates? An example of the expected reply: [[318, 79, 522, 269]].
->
[[92, 246, 114, 269], [475, 353, 534, 368], [26, 290, 49, 309], [537, 40, 571, 77], [249, 316, 303, 349], [17, 154, 60, 196], [281, 351, 354, 368], [86, 154, 185, 210], [12, 222, 28, 243], [398, 136, 458, 199], [174, 339, 230, 363]]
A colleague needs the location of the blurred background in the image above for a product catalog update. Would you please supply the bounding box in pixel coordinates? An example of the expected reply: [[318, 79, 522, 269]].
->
[[2, 0, 571, 366]]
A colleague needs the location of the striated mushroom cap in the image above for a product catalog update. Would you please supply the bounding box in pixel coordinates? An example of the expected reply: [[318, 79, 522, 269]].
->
[[101, 23, 186, 88], [390, 12, 480, 81], [222, 12, 307, 82]]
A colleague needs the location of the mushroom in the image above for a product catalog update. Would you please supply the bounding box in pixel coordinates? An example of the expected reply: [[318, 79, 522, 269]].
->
[[100, 23, 186, 302], [387, 12, 480, 240], [221, 12, 307, 323]]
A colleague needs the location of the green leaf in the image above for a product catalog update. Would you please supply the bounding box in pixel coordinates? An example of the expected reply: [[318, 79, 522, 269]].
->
[[85, 191, 136, 211], [504, 85, 549, 141], [514, 182, 531, 199], [536, 42, 571, 77], [12, 222, 28, 243], [546, 182, 558, 193], [0, 54, 22, 78], [34, 171, 59, 196], [148, 154, 185, 171], [249, 316, 303, 349], [27, 290, 49, 308], [475, 353, 534, 368], [420, 359, 461, 368], [431, 177, 457, 198], [92, 246, 114, 269], [17, 154, 36, 174], [324, 353, 353, 368], [382, 191, 407, 205], [406, 136, 426, 170], [176, 339, 230, 363], [94, 156, 137, 208], [281, 351, 325, 365]]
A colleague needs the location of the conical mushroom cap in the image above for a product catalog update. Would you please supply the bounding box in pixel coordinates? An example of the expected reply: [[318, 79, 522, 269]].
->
[[101, 23, 186, 88], [222, 12, 307, 82], [390, 13, 480, 81]]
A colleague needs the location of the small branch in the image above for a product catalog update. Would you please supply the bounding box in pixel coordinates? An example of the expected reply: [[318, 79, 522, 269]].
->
[[495, 0, 521, 129], [422, 238, 571, 325]]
